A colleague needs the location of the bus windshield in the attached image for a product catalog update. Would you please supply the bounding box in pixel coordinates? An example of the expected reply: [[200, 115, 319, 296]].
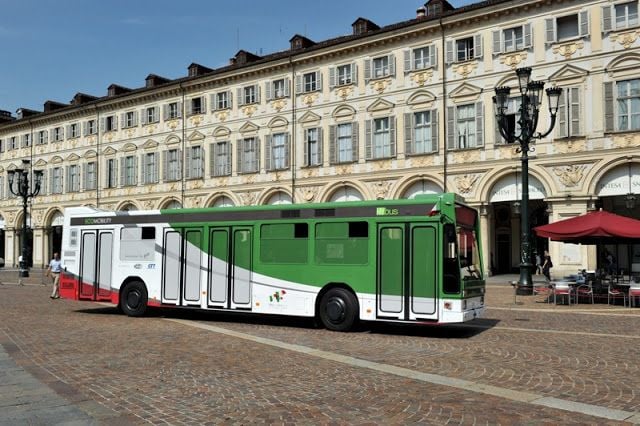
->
[[458, 226, 481, 279]]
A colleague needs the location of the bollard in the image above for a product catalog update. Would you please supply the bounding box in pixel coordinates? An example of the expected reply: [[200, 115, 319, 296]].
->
[[510, 281, 518, 305]]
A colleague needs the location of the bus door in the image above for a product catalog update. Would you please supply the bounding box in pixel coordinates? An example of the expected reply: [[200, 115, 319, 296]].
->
[[207, 226, 252, 310], [79, 230, 114, 301], [161, 227, 204, 307], [377, 224, 438, 321]]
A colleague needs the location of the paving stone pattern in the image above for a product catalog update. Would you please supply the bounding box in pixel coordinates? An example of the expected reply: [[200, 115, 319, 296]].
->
[[0, 270, 639, 424]]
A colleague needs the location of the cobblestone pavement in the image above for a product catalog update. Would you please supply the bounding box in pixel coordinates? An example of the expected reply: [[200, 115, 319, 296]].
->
[[1, 270, 639, 424]]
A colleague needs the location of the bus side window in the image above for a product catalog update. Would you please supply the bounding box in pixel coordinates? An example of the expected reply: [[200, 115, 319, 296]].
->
[[443, 223, 461, 294], [120, 226, 156, 261]]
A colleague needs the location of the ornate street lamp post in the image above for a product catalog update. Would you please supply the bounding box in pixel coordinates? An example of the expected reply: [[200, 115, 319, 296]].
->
[[493, 67, 562, 295], [8, 159, 42, 278]]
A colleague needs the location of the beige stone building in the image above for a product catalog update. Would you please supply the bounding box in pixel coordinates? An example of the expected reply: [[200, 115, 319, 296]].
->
[[0, 0, 638, 278]]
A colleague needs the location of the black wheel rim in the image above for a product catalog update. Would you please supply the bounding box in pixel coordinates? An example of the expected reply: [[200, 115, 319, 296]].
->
[[126, 289, 141, 310], [325, 296, 346, 324]]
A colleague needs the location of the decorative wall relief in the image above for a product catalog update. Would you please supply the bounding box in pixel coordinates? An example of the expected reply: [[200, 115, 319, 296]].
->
[[189, 115, 202, 127], [298, 187, 318, 202], [372, 180, 392, 199], [370, 79, 390, 94], [454, 174, 479, 194], [553, 164, 586, 187], [167, 120, 179, 130], [241, 191, 257, 206], [302, 94, 318, 107], [454, 150, 480, 163], [411, 70, 434, 87], [554, 139, 586, 154], [453, 61, 477, 78], [146, 125, 156, 135], [500, 52, 527, 69], [611, 30, 639, 49], [373, 160, 391, 171], [216, 111, 228, 122], [242, 105, 257, 117], [336, 86, 354, 100], [552, 41, 584, 59], [409, 156, 434, 168], [613, 133, 640, 148], [302, 168, 317, 178], [271, 99, 287, 112]]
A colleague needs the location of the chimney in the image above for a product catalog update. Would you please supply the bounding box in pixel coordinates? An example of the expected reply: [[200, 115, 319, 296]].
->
[[416, 6, 426, 19], [145, 74, 171, 88], [43, 100, 69, 113], [0, 110, 15, 124]]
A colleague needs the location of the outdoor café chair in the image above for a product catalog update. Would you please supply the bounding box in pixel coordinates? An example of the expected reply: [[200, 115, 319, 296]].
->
[[629, 284, 640, 308], [576, 284, 594, 304], [533, 282, 553, 303], [553, 282, 574, 305], [608, 284, 627, 307]]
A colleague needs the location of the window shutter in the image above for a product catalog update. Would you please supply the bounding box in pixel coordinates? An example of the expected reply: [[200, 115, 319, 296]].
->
[[82, 122, 88, 136], [329, 125, 336, 164], [329, 67, 336, 88], [65, 166, 70, 192], [570, 87, 581, 136], [65, 125, 71, 140], [317, 127, 323, 165], [177, 149, 182, 180], [226, 142, 232, 175], [364, 59, 371, 82], [352, 64, 358, 84], [284, 78, 291, 97], [495, 114, 504, 144], [577, 10, 588, 37], [316, 71, 323, 91], [41, 170, 48, 195], [82, 164, 87, 191], [404, 113, 413, 155], [545, 18, 556, 44], [49, 129, 54, 142], [120, 113, 126, 128], [176, 102, 183, 119], [265, 135, 272, 171], [210, 143, 216, 177], [475, 102, 484, 147], [295, 75, 302, 94], [602, 5, 612, 33], [365, 120, 373, 160], [162, 105, 169, 121], [255, 137, 261, 172], [120, 158, 125, 186], [210, 94, 216, 111], [447, 106, 456, 149], [445, 40, 454, 64], [404, 49, 411, 73], [43, 131, 48, 144], [524, 23, 532, 48], [351, 122, 359, 162], [431, 109, 439, 152], [473, 34, 483, 59], [201, 96, 206, 112], [153, 153, 159, 182], [162, 151, 168, 181], [557, 90, 567, 138], [237, 139, 243, 173], [266, 81, 273, 101], [185, 147, 192, 179], [604, 82, 614, 132], [492, 30, 502, 55], [186, 100, 193, 116], [429, 45, 436, 67], [236, 88, 244, 106], [140, 154, 146, 184], [227, 91, 233, 108], [49, 169, 54, 194], [256, 85, 261, 103], [388, 54, 396, 77], [302, 130, 309, 167], [284, 133, 290, 168], [390, 117, 396, 157], [140, 109, 147, 125]]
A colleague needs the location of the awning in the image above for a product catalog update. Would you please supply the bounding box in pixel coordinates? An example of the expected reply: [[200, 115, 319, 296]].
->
[[534, 210, 640, 244]]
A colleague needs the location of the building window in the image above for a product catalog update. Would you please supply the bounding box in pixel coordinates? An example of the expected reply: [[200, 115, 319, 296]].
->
[[9, 137, 17, 150], [412, 46, 435, 70], [606, 79, 640, 132], [84, 119, 97, 136], [446, 35, 483, 64], [366, 117, 395, 159], [447, 103, 484, 149], [67, 165, 80, 192], [405, 111, 438, 155], [556, 87, 581, 138], [244, 86, 257, 104], [188, 97, 205, 115], [104, 115, 117, 132], [122, 111, 137, 128], [329, 123, 357, 164], [85, 162, 97, 190], [53, 127, 64, 142], [21, 134, 31, 148], [163, 102, 182, 120], [267, 133, 289, 171], [304, 72, 318, 92], [545, 12, 588, 43], [106, 158, 117, 188], [216, 92, 230, 110], [495, 97, 522, 144], [37, 130, 47, 145], [142, 153, 158, 184], [304, 128, 322, 167], [266, 78, 290, 100], [143, 107, 159, 124], [238, 137, 259, 174], [504, 26, 524, 51], [337, 65, 353, 85], [187, 145, 203, 179], [52, 167, 63, 194], [164, 149, 181, 181], [68, 123, 79, 138], [123, 155, 137, 186], [212, 141, 231, 177], [273, 79, 286, 98], [615, 1, 639, 30]]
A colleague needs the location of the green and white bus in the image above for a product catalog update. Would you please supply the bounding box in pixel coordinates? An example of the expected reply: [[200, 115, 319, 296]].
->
[[60, 193, 485, 331]]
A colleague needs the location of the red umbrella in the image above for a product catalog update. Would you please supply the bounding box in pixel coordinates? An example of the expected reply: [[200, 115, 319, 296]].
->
[[534, 210, 640, 244]]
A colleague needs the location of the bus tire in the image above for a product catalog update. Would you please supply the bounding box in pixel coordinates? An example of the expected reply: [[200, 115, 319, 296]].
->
[[319, 288, 358, 332], [119, 281, 148, 317]]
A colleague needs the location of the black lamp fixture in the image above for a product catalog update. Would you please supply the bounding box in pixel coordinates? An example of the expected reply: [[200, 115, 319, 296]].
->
[[8, 159, 43, 278], [493, 67, 562, 295]]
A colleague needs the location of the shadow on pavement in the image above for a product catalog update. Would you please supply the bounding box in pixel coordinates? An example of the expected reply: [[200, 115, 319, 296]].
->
[[74, 304, 497, 339]]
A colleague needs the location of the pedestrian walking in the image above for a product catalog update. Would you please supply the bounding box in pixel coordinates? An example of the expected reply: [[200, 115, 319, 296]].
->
[[535, 253, 542, 275], [541, 250, 553, 281], [46, 252, 62, 299]]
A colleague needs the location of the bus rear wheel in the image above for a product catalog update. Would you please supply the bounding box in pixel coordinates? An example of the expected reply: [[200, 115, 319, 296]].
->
[[319, 288, 358, 332], [119, 281, 148, 317]]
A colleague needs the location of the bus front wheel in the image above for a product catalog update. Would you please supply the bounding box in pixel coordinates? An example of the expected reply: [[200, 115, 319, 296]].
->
[[119, 281, 148, 317], [319, 288, 358, 332]]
